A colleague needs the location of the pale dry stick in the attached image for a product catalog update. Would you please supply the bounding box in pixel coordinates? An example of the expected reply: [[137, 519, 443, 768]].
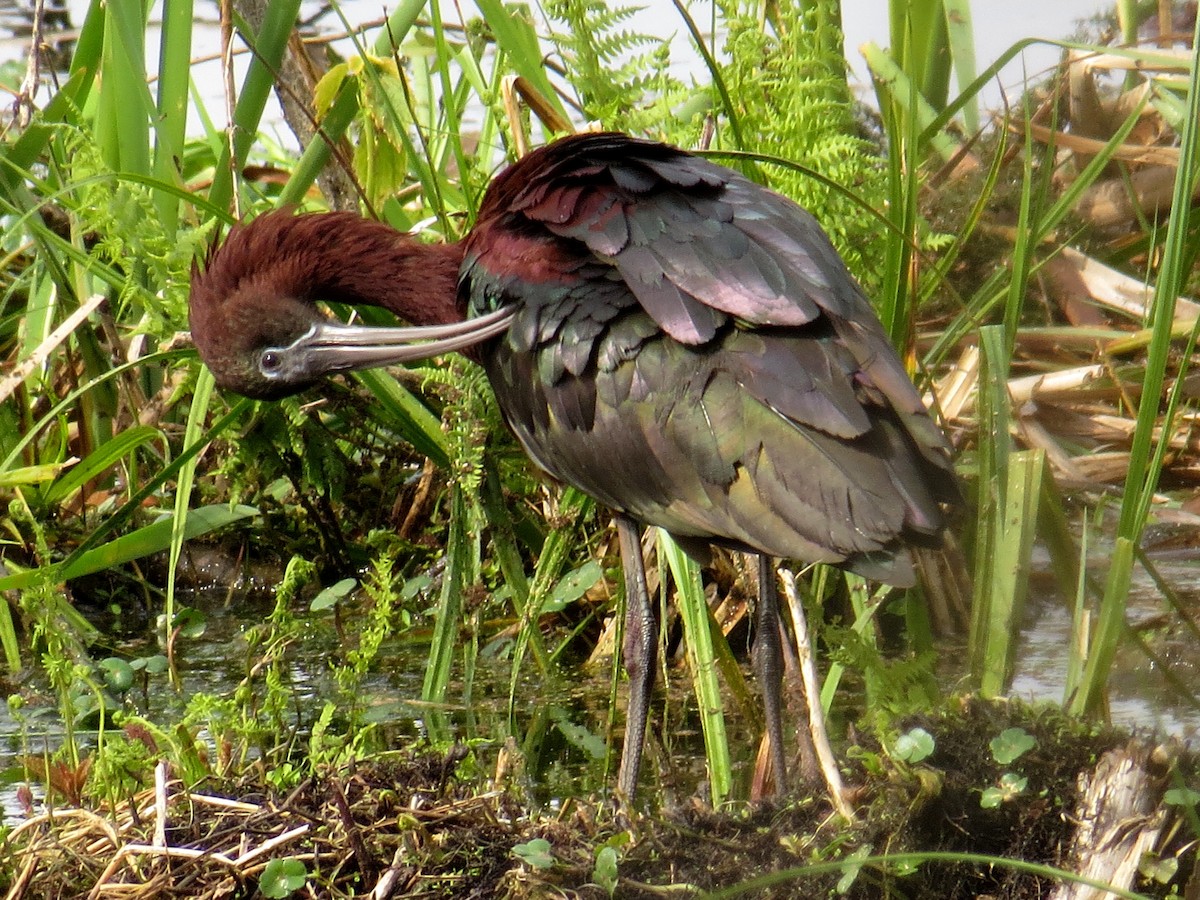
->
[[6, 806, 121, 849], [1024, 121, 1180, 168], [0, 293, 106, 405], [948, 363, 1110, 420], [1070, 46, 1195, 74], [501, 75, 529, 159], [1007, 365, 1109, 407], [1050, 246, 1200, 322], [219, 0, 240, 220], [152, 761, 168, 848], [1016, 416, 1088, 482], [931, 344, 979, 422], [231, 824, 310, 867], [189, 793, 263, 813], [778, 569, 855, 823], [88, 844, 240, 900], [371, 847, 409, 900], [13, 0, 45, 127]]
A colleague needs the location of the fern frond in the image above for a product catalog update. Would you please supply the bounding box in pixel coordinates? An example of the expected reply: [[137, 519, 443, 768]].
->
[[545, 0, 690, 135], [716, 0, 887, 283]]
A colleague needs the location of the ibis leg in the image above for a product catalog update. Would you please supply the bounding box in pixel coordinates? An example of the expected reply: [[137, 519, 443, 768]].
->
[[615, 515, 656, 802], [754, 554, 787, 795]]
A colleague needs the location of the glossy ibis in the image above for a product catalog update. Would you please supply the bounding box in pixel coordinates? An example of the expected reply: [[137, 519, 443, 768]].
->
[[189, 131, 959, 801]]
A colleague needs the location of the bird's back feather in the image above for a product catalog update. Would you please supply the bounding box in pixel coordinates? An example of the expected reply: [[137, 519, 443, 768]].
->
[[463, 133, 958, 584]]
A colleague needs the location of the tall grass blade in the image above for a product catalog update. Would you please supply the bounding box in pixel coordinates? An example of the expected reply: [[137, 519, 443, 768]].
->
[[422, 484, 478, 711], [371, 0, 427, 55], [509, 487, 594, 710], [207, 0, 303, 211], [1064, 513, 1090, 706], [353, 369, 449, 469], [473, 0, 569, 129], [97, 0, 153, 174], [1073, 13, 1200, 715], [153, 0, 195, 231], [969, 326, 1045, 696], [165, 367, 215, 681], [941, 0, 979, 133], [479, 467, 551, 677], [973, 449, 1044, 697], [863, 41, 963, 163], [40, 425, 161, 507], [660, 531, 731, 805]]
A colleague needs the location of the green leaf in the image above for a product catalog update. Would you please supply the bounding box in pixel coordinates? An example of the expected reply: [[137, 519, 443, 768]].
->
[[593, 845, 619, 896], [259, 858, 307, 898], [553, 714, 607, 761], [66, 505, 257, 585], [311, 578, 357, 612], [1164, 786, 1200, 807], [171, 607, 207, 640], [99, 658, 134, 693], [893, 727, 935, 764], [836, 845, 871, 894], [989, 727, 1036, 765], [0, 462, 73, 488], [399, 573, 432, 601], [0, 503, 261, 597], [512, 838, 555, 870], [1139, 852, 1179, 884], [313, 63, 348, 116], [131, 655, 169, 675], [541, 560, 603, 613], [660, 531, 731, 805], [1000, 772, 1027, 792], [43, 425, 161, 505], [982, 772, 1027, 808]]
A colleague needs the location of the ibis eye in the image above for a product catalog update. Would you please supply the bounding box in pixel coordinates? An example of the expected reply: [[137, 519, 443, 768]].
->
[[260, 349, 282, 374]]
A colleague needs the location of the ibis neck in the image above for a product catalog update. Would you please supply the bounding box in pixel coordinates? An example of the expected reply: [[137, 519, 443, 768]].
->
[[296, 226, 466, 328], [371, 240, 464, 327]]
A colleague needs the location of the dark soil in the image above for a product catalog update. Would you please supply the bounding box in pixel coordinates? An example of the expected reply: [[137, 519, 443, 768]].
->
[[2, 697, 1196, 899]]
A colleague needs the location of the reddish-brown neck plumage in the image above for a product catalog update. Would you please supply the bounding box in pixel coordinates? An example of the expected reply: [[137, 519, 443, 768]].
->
[[196, 209, 466, 328]]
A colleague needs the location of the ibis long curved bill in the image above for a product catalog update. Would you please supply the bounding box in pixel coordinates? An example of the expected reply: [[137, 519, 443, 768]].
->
[[261, 305, 516, 384]]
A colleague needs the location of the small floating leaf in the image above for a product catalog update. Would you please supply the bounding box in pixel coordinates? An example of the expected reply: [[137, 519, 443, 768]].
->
[[981, 772, 1027, 808], [99, 658, 134, 694], [311, 578, 357, 611], [168, 607, 206, 639], [543, 560, 603, 613], [131, 655, 169, 675], [400, 573, 433, 601]]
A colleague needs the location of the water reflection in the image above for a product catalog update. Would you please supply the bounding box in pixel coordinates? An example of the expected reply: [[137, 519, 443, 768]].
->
[[1012, 550, 1200, 741]]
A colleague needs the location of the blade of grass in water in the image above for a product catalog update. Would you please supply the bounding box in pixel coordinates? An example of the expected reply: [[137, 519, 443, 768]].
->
[[422, 483, 478, 718], [1072, 12, 1200, 716]]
